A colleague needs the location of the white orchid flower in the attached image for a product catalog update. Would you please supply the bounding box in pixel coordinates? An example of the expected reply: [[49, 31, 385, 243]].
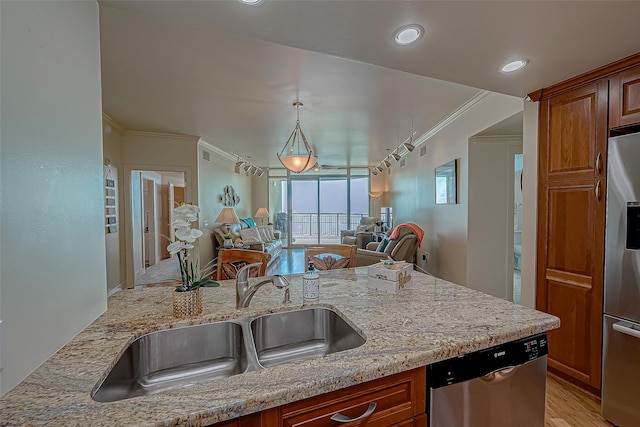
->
[[171, 219, 191, 229], [175, 227, 203, 243], [167, 241, 189, 254], [173, 204, 200, 222]]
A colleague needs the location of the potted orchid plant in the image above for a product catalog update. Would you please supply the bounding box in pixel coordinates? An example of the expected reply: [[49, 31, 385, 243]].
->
[[168, 203, 218, 317]]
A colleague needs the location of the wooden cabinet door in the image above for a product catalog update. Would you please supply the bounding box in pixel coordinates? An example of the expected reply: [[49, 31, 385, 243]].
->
[[539, 81, 608, 181], [610, 65, 640, 129], [536, 179, 605, 391]]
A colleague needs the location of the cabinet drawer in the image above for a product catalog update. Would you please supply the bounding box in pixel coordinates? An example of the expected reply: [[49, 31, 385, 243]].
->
[[280, 367, 426, 427]]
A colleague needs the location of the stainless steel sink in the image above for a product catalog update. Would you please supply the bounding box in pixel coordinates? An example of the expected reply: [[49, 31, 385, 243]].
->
[[92, 307, 365, 402], [92, 321, 248, 402], [250, 307, 366, 368]]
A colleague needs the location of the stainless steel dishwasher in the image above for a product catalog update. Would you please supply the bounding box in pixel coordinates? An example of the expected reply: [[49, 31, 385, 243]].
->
[[429, 333, 548, 427]]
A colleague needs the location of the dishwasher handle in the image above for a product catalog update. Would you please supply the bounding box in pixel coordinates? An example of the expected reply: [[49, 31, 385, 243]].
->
[[613, 321, 640, 339], [479, 366, 517, 383]]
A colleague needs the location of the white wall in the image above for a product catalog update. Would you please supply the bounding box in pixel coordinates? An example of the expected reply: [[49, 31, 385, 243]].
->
[[198, 143, 254, 265], [0, 0, 107, 394], [521, 101, 539, 309], [102, 115, 126, 294], [389, 92, 523, 285], [467, 137, 522, 299]]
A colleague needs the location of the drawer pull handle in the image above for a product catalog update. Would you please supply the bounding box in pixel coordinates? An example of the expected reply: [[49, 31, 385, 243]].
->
[[595, 180, 602, 202], [596, 152, 603, 174], [330, 402, 377, 423]]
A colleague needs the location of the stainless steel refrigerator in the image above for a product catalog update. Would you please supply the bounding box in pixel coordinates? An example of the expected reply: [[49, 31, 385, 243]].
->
[[602, 132, 640, 426]]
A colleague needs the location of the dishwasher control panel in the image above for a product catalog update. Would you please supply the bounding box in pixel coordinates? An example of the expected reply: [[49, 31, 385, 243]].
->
[[429, 333, 548, 388]]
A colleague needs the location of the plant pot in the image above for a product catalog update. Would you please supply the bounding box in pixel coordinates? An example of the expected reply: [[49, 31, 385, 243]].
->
[[172, 288, 203, 317], [223, 238, 233, 249]]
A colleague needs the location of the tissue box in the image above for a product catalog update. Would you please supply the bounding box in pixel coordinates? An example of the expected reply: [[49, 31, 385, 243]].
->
[[367, 261, 413, 293]]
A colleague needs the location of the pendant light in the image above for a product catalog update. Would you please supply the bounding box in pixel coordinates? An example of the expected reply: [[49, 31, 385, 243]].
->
[[277, 101, 318, 173]]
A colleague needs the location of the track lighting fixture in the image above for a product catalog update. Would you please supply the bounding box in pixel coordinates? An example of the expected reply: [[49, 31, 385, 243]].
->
[[233, 153, 264, 179], [371, 130, 419, 173], [371, 168, 379, 176]]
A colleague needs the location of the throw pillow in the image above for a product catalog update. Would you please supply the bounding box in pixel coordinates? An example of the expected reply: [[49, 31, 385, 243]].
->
[[257, 226, 271, 242], [239, 227, 263, 244], [266, 224, 277, 240], [376, 237, 390, 252], [241, 218, 256, 228]]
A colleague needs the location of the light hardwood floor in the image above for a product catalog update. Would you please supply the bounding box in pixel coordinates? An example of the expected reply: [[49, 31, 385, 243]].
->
[[546, 374, 612, 426]]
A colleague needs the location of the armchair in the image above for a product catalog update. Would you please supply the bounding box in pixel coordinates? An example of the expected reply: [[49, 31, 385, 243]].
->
[[354, 226, 420, 267], [340, 217, 380, 249]]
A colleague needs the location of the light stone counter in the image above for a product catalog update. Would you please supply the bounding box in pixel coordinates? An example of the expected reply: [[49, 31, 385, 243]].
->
[[0, 268, 559, 426]]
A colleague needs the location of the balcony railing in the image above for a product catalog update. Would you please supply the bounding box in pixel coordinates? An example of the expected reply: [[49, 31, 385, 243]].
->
[[289, 213, 367, 237]]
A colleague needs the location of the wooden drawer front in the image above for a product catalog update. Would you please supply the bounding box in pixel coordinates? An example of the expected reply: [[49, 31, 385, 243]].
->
[[610, 66, 640, 128], [280, 368, 426, 427]]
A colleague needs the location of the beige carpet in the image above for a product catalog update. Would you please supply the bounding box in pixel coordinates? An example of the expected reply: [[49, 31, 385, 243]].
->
[[135, 257, 181, 286]]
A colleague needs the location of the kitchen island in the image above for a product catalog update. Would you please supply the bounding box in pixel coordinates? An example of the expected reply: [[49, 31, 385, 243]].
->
[[0, 268, 559, 426]]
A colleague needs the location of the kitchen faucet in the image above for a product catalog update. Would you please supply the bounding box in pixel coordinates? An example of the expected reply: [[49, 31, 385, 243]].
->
[[235, 262, 291, 309]]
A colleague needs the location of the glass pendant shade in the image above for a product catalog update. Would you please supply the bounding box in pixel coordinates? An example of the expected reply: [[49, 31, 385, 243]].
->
[[278, 101, 318, 173]]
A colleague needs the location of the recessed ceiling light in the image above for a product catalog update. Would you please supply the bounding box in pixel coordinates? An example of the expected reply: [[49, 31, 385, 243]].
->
[[393, 25, 424, 46], [238, 0, 264, 5], [501, 60, 528, 73]]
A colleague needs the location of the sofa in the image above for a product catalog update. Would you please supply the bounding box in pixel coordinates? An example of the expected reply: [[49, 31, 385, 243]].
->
[[340, 217, 380, 249], [212, 221, 282, 265], [354, 226, 420, 267]]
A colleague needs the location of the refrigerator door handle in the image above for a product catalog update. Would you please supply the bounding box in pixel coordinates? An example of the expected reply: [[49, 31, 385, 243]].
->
[[613, 321, 640, 339]]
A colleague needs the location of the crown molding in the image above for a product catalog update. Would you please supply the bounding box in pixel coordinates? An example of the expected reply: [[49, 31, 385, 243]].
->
[[198, 139, 237, 162], [102, 113, 125, 132], [413, 90, 491, 148], [123, 130, 200, 142], [469, 135, 523, 145]]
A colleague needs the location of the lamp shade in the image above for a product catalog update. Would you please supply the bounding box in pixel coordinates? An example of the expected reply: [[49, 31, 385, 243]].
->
[[215, 207, 240, 224], [254, 208, 269, 218]]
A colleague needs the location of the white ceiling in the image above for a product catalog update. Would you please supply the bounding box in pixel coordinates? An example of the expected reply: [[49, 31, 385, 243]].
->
[[99, 1, 640, 168]]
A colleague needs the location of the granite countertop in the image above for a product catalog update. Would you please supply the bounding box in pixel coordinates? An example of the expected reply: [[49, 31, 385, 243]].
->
[[0, 268, 559, 426]]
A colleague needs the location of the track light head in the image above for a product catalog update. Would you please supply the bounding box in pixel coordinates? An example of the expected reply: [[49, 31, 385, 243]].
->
[[383, 158, 392, 168], [391, 152, 401, 161], [371, 168, 378, 176], [376, 165, 384, 173], [243, 164, 252, 172], [403, 141, 415, 152]]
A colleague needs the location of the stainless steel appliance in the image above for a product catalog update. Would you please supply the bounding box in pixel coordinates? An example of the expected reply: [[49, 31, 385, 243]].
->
[[602, 132, 640, 426], [429, 334, 548, 427]]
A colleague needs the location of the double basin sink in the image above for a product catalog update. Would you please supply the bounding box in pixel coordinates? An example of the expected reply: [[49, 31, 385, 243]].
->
[[92, 307, 365, 402]]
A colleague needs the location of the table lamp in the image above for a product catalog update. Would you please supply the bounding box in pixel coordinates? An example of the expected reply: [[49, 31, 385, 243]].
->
[[215, 207, 240, 234], [254, 208, 270, 226]]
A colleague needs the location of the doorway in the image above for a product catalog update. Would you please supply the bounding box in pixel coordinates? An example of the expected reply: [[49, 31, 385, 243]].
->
[[131, 170, 186, 287], [513, 154, 524, 304]]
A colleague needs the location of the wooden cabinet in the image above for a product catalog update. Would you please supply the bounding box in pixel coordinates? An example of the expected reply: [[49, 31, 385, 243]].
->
[[610, 65, 640, 129], [536, 179, 605, 390], [535, 54, 640, 394], [536, 78, 609, 393], [213, 368, 427, 427], [538, 80, 608, 182]]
